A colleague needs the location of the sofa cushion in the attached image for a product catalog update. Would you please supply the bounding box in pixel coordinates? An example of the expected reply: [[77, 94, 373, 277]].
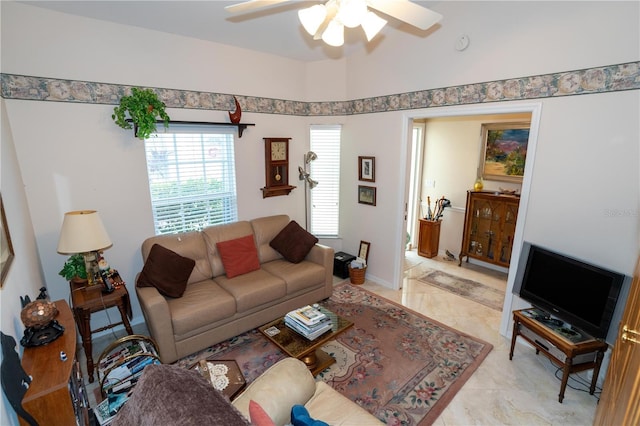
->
[[262, 260, 326, 294], [216, 234, 260, 278], [215, 269, 286, 313], [168, 279, 236, 337], [269, 221, 318, 264], [137, 244, 196, 298], [112, 364, 250, 426], [251, 215, 291, 263], [305, 382, 381, 425]]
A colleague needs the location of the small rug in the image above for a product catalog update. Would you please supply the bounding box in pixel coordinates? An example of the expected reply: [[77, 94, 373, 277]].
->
[[175, 284, 493, 425], [418, 268, 505, 311]]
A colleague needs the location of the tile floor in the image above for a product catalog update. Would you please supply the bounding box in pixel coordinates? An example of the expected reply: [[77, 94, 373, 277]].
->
[[81, 250, 599, 425]]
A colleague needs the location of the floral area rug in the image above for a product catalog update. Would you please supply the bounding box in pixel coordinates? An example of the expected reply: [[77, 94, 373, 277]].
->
[[418, 268, 505, 311], [174, 283, 493, 425]]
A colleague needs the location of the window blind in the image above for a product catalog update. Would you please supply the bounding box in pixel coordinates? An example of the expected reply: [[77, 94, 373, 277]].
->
[[144, 128, 238, 235], [309, 125, 341, 237]]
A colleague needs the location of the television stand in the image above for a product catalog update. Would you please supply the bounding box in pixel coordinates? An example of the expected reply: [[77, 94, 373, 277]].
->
[[509, 309, 608, 403]]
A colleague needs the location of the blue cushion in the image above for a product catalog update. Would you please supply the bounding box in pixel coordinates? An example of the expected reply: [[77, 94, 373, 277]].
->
[[291, 405, 328, 426]]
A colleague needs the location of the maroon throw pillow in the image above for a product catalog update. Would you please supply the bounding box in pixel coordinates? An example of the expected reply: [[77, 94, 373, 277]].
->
[[216, 234, 261, 278], [269, 220, 318, 264], [136, 244, 195, 298]]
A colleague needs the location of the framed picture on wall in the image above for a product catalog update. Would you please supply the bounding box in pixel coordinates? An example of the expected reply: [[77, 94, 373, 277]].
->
[[1, 195, 15, 287], [358, 156, 375, 182], [358, 185, 376, 206], [480, 122, 530, 183]]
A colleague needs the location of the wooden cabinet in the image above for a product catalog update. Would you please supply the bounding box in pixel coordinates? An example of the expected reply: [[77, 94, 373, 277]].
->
[[20, 300, 89, 426], [417, 219, 441, 258], [458, 190, 520, 268]]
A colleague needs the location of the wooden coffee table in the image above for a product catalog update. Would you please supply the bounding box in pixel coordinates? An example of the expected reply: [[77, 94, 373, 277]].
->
[[259, 307, 353, 376]]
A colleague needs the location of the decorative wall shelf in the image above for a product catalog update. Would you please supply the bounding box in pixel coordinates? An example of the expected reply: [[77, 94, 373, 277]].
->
[[126, 119, 255, 138]]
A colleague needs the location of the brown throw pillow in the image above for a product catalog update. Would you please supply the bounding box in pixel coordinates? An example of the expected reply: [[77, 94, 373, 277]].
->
[[136, 244, 195, 298], [269, 220, 318, 264], [216, 234, 261, 278]]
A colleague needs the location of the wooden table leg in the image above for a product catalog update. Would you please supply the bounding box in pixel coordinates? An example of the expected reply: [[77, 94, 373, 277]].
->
[[509, 319, 519, 360], [116, 302, 133, 335], [559, 359, 572, 403], [590, 349, 605, 395], [74, 307, 95, 383]]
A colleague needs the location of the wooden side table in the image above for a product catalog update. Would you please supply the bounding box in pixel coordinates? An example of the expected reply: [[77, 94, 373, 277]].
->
[[509, 309, 608, 403], [70, 282, 133, 382]]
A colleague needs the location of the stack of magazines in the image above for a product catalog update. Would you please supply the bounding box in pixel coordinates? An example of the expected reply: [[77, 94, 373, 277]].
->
[[285, 305, 333, 340]]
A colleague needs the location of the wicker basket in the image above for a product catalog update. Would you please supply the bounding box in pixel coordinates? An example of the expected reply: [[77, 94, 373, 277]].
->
[[348, 266, 367, 285]]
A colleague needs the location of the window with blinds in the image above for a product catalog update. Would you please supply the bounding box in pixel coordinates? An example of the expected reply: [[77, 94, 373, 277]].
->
[[144, 127, 238, 235], [309, 125, 341, 237]]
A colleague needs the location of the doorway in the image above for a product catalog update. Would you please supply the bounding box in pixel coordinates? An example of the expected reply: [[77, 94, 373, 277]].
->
[[397, 102, 543, 338]]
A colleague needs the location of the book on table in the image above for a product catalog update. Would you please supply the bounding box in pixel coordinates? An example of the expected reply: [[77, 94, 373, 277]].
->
[[285, 310, 333, 340], [285, 317, 333, 340], [289, 305, 327, 326]]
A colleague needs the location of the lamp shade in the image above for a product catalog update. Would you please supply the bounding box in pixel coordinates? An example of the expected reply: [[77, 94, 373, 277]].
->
[[299, 4, 327, 36], [337, 0, 367, 28], [361, 11, 387, 41], [57, 210, 112, 254], [322, 19, 344, 47]]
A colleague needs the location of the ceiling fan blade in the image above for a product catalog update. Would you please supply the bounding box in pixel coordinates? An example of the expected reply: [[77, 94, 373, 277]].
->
[[225, 0, 293, 14], [367, 0, 442, 30]]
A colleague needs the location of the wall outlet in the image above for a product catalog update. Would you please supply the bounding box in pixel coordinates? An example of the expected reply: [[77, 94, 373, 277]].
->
[[425, 179, 436, 188]]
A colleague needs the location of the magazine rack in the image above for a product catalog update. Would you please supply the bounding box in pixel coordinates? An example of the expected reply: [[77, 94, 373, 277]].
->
[[96, 334, 161, 398]]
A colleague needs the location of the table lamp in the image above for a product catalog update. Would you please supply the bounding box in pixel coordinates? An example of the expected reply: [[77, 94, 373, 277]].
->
[[57, 210, 112, 286]]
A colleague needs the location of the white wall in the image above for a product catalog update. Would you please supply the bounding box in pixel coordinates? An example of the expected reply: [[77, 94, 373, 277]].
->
[[345, 1, 638, 97], [0, 99, 47, 426]]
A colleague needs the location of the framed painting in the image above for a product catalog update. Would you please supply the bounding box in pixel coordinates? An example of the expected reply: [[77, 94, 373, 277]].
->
[[358, 241, 371, 263], [358, 156, 375, 182], [358, 185, 376, 206], [1, 195, 15, 287], [480, 122, 530, 182]]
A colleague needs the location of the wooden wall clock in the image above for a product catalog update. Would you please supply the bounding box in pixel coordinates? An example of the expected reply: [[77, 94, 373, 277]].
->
[[261, 137, 296, 198]]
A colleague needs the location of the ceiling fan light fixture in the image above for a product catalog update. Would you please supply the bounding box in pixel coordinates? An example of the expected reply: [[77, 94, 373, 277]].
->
[[322, 19, 344, 47], [361, 10, 387, 41], [337, 0, 367, 28], [298, 4, 327, 36]]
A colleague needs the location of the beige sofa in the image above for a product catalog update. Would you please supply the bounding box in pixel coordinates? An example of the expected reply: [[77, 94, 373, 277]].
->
[[233, 357, 382, 425], [113, 359, 382, 426], [136, 215, 334, 363]]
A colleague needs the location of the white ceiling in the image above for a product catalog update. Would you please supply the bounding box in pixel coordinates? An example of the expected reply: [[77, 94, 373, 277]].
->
[[21, 0, 441, 62]]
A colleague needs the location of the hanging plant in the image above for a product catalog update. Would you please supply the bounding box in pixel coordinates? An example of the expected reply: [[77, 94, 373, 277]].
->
[[112, 87, 170, 140]]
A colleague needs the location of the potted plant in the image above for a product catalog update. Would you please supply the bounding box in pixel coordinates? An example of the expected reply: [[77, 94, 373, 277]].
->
[[59, 254, 88, 284], [112, 87, 170, 140]]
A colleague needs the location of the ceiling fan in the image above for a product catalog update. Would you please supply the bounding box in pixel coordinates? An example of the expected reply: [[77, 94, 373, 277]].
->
[[225, 0, 443, 47]]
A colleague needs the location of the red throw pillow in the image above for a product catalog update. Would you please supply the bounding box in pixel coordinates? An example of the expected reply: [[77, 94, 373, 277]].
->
[[249, 400, 276, 426], [269, 220, 318, 264], [216, 235, 261, 278], [136, 244, 195, 298]]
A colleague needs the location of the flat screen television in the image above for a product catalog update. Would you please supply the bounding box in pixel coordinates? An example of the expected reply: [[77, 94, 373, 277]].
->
[[513, 243, 625, 340]]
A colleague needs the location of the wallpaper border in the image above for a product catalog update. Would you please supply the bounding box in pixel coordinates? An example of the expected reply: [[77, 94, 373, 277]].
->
[[1, 62, 638, 116]]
